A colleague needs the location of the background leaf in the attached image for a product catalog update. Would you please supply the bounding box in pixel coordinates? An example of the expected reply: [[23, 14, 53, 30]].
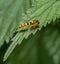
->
[[3, 19, 60, 64], [0, 0, 31, 47], [3, 0, 60, 61], [0, 0, 60, 64]]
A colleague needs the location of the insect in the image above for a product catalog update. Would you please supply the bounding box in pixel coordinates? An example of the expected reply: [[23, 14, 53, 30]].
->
[[18, 20, 39, 29], [18, 13, 39, 31]]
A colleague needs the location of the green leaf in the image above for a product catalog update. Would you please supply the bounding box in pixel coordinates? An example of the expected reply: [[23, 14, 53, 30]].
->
[[3, 29, 38, 61], [0, 0, 31, 47], [3, 0, 60, 62], [27, 0, 60, 28], [3, 32, 23, 61], [4, 21, 60, 64]]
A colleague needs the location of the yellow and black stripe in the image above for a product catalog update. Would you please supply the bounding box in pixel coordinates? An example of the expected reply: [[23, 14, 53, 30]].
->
[[18, 20, 39, 28]]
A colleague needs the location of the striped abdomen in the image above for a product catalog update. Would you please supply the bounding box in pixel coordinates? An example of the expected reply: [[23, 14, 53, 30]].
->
[[18, 20, 39, 28]]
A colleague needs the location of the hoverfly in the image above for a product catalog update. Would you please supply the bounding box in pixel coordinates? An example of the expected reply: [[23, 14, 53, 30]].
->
[[18, 13, 39, 31], [18, 20, 39, 28]]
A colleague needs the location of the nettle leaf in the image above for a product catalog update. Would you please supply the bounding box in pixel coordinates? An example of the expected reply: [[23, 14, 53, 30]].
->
[[0, 0, 31, 47], [3, 0, 60, 61], [3, 29, 38, 61], [4, 21, 60, 64], [27, 0, 60, 27]]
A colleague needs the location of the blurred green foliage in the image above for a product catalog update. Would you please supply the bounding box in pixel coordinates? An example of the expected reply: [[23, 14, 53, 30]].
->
[[0, 0, 60, 64], [0, 0, 31, 47], [1, 19, 60, 64]]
